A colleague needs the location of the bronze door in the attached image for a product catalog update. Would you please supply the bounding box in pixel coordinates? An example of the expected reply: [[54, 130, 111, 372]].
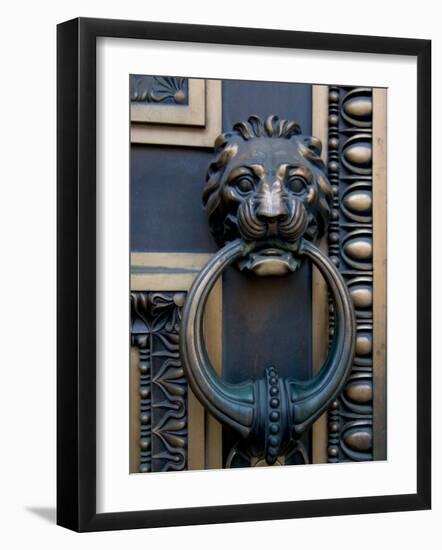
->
[[129, 77, 387, 473]]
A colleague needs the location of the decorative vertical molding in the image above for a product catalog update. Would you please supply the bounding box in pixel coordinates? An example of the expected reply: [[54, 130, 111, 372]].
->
[[129, 346, 141, 473], [372, 88, 387, 460], [312, 84, 330, 464], [203, 279, 224, 469], [131, 291, 188, 472], [326, 86, 342, 462], [327, 86, 380, 462]]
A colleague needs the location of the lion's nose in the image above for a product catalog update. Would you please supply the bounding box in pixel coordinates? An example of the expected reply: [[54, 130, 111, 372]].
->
[[256, 192, 288, 222]]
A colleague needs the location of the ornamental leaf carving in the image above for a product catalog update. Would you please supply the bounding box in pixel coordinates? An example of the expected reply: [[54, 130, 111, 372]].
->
[[130, 291, 188, 473], [130, 75, 188, 105]]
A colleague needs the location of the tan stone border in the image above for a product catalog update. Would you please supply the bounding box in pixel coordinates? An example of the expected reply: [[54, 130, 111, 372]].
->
[[311, 84, 330, 464], [372, 88, 388, 461]]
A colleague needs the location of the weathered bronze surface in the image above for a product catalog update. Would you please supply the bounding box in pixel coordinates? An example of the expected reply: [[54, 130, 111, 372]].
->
[[180, 115, 356, 465], [325, 87, 384, 462], [130, 75, 189, 104], [203, 115, 332, 276], [130, 253, 224, 473], [131, 291, 188, 472]]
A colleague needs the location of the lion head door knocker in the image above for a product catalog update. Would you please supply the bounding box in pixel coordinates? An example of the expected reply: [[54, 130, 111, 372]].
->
[[180, 115, 356, 466]]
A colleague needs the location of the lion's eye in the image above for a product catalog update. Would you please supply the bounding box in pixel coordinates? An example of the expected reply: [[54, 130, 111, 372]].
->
[[287, 175, 307, 194], [234, 176, 255, 194]]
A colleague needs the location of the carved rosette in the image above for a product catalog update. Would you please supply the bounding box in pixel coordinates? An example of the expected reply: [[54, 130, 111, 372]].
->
[[327, 86, 374, 462], [131, 291, 188, 472]]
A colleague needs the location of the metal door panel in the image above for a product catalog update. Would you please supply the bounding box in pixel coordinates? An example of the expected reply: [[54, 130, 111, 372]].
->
[[129, 76, 387, 472]]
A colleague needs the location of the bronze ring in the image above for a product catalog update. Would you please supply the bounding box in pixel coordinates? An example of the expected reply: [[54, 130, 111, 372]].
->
[[180, 238, 356, 461]]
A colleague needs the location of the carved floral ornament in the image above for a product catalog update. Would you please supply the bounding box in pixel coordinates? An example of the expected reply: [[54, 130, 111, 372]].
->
[[131, 291, 188, 472], [130, 76, 188, 104]]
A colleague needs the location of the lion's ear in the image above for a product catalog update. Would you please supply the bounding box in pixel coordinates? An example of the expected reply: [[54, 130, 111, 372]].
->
[[304, 136, 322, 157]]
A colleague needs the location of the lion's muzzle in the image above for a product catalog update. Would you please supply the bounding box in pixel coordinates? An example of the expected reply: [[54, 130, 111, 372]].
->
[[255, 189, 288, 222], [237, 194, 308, 244], [236, 194, 309, 276]]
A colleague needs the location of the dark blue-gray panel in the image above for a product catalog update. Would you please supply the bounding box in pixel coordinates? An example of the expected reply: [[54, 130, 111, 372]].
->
[[130, 145, 217, 253], [222, 79, 312, 135]]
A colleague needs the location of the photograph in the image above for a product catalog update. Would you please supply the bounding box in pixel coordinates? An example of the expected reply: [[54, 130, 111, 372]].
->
[[129, 75, 386, 473]]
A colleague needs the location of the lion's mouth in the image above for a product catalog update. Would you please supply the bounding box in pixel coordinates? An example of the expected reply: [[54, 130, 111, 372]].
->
[[238, 247, 300, 277]]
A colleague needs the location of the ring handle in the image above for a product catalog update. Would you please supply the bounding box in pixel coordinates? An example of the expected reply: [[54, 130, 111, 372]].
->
[[180, 238, 355, 462]]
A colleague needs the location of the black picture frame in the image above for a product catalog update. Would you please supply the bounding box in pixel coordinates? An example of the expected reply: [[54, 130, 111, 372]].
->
[[57, 17, 431, 532]]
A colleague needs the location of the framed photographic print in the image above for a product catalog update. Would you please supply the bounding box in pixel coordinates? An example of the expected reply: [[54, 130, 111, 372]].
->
[[57, 17, 431, 531]]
